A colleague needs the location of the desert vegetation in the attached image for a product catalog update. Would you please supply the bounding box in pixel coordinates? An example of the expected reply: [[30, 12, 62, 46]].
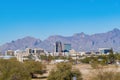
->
[[0, 58, 46, 80], [1, 51, 120, 80], [48, 62, 82, 80]]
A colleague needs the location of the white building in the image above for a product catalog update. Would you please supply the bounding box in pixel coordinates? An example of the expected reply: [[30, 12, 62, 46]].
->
[[99, 48, 112, 55]]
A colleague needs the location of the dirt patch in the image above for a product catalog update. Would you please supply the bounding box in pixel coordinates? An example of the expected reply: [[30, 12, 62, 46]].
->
[[33, 64, 120, 80]]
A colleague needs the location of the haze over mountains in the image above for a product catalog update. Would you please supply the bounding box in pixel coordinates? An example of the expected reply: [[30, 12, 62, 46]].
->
[[0, 28, 120, 53]]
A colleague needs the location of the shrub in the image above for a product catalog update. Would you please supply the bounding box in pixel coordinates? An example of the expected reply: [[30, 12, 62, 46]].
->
[[48, 62, 82, 80], [0, 59, 31, 80]]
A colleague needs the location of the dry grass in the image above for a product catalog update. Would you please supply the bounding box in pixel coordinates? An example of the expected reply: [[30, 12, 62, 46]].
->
[[32, 64, 120, 80], [89, 69, 120, 80], [71, 64, 120, 80]]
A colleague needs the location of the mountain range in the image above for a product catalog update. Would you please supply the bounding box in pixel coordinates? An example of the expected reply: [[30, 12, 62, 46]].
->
[[0, 28, 120, 53]]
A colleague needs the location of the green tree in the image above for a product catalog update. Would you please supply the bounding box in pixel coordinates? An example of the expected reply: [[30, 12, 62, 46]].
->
[[80, 57, 91, 64], [47, 54, 54, 62], [0, 59, 31, 80], [115, 53, 120, 60], [24, 60, 46, 78], [108, 49, 116, 64], [48, 62, 82, 80]]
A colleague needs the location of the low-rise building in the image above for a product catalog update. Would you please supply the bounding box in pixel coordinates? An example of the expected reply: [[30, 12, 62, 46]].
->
[[99, 48, 112, 55], [6, 50, 14, 56]]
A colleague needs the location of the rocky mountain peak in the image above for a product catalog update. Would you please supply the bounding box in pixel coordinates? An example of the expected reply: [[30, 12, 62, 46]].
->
[[73, 32, 87, 38], [0, 28, 120, 53]]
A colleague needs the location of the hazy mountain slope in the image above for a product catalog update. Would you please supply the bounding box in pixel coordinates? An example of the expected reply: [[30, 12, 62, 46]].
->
[[0, 28, 120, 52], [0, 36, 42, 52]]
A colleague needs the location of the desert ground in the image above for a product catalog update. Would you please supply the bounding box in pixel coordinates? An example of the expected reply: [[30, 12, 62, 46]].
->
[[33, 64, 120, 80]]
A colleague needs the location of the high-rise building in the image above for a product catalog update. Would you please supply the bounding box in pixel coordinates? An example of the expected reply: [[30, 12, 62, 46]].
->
[[64, 44, 71, 52], [55, 41, 62, 52]]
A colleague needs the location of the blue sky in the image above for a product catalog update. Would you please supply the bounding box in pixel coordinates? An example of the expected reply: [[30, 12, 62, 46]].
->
[[0, 0, 120, 45]]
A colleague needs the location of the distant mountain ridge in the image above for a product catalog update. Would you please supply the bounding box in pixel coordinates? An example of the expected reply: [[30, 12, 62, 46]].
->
[[0, 28, 120, 53]]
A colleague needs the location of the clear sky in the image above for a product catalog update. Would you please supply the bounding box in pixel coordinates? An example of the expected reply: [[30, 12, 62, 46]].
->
[[0, 0, 120, 45]]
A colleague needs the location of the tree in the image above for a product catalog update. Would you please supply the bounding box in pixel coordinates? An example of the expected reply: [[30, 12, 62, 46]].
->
[[115, 53, 120, 60], [48, 62, 82, 80], [108, 49, 116, 64], [0, 59, 31, 80], [47, 54, 54, 62], [0, 58, 46, 80], [80, 57, 92, 64], [24, 60, 46, 78]]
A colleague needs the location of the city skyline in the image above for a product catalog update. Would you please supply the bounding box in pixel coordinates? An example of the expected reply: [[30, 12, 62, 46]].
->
[[0, 0, 120, 45]]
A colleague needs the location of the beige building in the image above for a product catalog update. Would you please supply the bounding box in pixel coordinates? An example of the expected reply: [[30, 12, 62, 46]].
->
[[6, 50, 14, 56], [69, 49, 80, 60]]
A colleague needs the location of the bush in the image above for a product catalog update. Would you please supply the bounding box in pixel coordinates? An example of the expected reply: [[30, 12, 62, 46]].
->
[[48, 62, 82, 80], [0, 59, 46, 80], [80, 57, 91, 64], [24, 60, 46, 78], [0, 59, 31, 80]]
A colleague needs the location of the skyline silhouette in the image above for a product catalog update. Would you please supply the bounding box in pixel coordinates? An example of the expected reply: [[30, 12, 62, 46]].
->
[[0, 0, 120, 44]]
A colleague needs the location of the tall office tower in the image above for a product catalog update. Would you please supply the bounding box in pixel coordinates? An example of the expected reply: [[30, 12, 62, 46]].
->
[[64, 44, 71, 52], [55, 41, 62, 53]]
